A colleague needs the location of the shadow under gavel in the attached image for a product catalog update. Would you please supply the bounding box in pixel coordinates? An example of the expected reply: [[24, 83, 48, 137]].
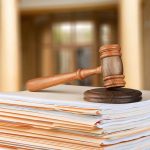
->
[[26, 44, 125, 92]]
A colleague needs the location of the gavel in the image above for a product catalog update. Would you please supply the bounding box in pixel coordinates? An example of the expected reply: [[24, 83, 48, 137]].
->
[[26, 44, 125, 92]]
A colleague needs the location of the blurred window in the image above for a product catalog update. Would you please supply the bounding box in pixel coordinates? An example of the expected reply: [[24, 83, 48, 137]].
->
[[52, 21, 94, 86], [57, 48, 72, 74], [100, 23, 117, 44], [75, 22, 93, 45], [53, 23, 72, 45]]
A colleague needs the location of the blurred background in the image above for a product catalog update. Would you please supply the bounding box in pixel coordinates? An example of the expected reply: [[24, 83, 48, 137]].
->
[[0, 0, 150, 91]]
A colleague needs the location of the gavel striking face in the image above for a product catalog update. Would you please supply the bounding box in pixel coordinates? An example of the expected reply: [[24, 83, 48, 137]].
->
[[26, 44, 125, 92]]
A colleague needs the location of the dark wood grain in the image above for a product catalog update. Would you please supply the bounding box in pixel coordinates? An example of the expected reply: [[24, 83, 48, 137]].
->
[[99, 44, 125, 88], [84, 88, 142, 104]]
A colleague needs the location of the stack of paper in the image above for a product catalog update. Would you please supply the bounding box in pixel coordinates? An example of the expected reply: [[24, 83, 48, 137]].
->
[[0, 85, 149, 150]]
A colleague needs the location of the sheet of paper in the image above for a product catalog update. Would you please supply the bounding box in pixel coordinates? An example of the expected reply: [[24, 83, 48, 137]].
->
[[0, 85, 150, 111]]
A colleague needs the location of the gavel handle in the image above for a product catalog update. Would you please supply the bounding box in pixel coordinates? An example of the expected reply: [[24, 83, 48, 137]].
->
[[26, 66, 101, 92]]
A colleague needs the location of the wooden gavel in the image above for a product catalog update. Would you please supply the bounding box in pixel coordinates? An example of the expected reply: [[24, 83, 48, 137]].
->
[[26, 44, 126, 92]]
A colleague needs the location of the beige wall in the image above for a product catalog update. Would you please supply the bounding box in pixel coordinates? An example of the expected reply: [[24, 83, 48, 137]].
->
[[20, 0, 117, 13], [119, 0, 143, 89], [0, 0, 21, 91], [119, 0, 150, 90]]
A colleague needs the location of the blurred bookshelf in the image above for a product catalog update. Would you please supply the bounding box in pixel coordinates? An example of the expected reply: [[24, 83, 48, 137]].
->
[[21, 10, 118, 87]]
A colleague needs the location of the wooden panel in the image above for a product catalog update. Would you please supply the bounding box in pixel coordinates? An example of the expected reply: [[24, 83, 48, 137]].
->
[[143, 0, 150, 90], [39, 22, 55, 76], [21, 17, 37, 86]]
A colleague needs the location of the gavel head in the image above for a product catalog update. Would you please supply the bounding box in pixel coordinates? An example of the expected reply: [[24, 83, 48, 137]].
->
[[99, 44, 126, 88]]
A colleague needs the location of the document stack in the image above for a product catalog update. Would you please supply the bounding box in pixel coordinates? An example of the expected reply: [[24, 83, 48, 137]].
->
[[0, 85, 149, 150]]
